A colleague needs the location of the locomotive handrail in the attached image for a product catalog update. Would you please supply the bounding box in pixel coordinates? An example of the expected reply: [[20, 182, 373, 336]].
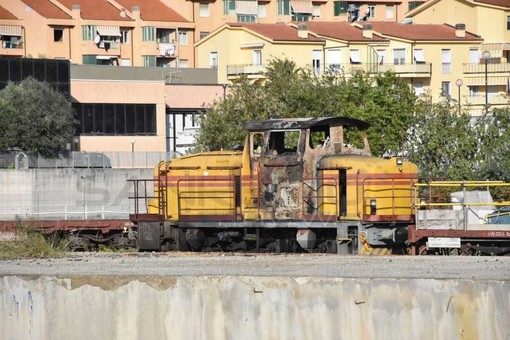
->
[[302, 177, 338, 218], [361, 177, 416, 220], [128, 178, 165, 220], [176, 177, 238, 220]]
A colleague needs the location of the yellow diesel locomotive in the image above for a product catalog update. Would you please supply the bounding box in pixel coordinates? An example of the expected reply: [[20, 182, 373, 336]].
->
[[130, 117, 418, 254]]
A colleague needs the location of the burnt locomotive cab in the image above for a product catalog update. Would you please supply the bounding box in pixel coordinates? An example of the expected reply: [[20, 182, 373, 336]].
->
[[131, 117, 418, 254]]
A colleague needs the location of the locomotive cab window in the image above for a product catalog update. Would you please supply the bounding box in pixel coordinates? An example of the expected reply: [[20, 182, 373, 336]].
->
[[251, 132, 263, 157], [310, 125, 330, 149], [343, 125, 366, 150], [267, 130, 300, 155]]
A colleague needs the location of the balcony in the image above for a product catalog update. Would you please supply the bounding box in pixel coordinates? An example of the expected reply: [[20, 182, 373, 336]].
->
[[314, 63, 432, 77], [227, 64, 266, 78], [463, 62, 510, 74], [0, 39, 24, 57], [158, 43, 177, 58], [464, 95, 509, 106]]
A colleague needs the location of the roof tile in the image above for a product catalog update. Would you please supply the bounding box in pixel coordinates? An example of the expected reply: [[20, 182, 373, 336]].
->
[[369, 21, 482, 41], [229, 23, 324, 42], [20, 0, 71, 20], [57, 0, 132, 21], [0, 5, 18, 20], [114, 0, 188, 22], [475, 0, 510, 8], [305, 21, 388, 42]]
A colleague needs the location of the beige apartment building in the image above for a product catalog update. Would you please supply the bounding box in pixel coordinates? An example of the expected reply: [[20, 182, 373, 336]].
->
[[196, 21, 496, 113], [407, 0, 510, 114]]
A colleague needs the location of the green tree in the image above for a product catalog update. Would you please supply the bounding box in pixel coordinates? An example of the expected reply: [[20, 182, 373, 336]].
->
[[406, 100, 478, 180], [195, 58, 418, 157], [0, 77, 75, 157], [475, 107, 510, 181]]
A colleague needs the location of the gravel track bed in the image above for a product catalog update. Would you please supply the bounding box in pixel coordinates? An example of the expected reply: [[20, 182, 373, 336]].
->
[[1, 253, 509, 280]]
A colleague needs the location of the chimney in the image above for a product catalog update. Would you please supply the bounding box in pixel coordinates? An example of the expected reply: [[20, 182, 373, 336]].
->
[[455, 23, 466, 38], [297, 23, 308, 39], [131, 6, 140, 20], [71, 5, 80, 19], [362, 23, 373, 39]]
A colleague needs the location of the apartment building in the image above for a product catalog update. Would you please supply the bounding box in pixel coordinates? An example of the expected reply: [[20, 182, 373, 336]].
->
[[196, 21, 492, 112], [0, 0, 194, 67], [0, 5, 24, 58], [407, 0, 510, 114], [171, 0, 425, 47], [196, 23, 325, 83]]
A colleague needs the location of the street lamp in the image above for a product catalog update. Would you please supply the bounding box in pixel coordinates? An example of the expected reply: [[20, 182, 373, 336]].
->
[[222, 83, 228, 100], [455, 79, 463, 113], [481, 50, 491, 115]]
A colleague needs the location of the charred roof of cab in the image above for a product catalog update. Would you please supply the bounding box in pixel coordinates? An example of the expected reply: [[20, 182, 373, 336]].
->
[[244, 117, 370, 131]]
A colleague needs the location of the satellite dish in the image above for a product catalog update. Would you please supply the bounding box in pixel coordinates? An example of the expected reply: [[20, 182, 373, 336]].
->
[[94, 34, 100, 44]]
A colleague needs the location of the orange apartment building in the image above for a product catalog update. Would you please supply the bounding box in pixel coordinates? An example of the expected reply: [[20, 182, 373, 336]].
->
[[0, 0, 427, 67], [0, 0, 194, 67]]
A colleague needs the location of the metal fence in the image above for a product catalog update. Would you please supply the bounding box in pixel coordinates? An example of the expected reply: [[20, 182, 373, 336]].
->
[[0, 151, 181, 169]]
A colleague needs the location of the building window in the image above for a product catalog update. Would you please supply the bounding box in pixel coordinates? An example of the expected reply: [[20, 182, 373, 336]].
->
[[238, 14, 257, 22], [142, 27, 156, 41], [200, 3, 210, 17], [83, 55, 97, 65], [312, 5, 321, 17], [385, 5, 394, 19], [224, 0, 236, 15], [0, 58, 70, 95], [82, 25, 96, 41], [120, 29, 130, 44], [469, 86, 479, 97], [54, 29, 64, 42], [253, 50, 262, 66], [413, 81, 425, 96], [377, 49, 386, 64], [334, 1, 348, 16], [349, 49, 361, 64], [179, 32, 188, 45], [210, 52, 218, 68], [408, 1, 424, 11], [393, 48, 405, 65], [327, 49, 341, 72], [73, 103, 156, 135], [414, 49, 425, 64], [183, 113, 199, 129], [507, 16, 510, 30], [157, 29, 171, 43], [200, 32, 209, 39], [143, 56, 156, 67], [469, 48, 479, 64], [292, 13, 311, 21], [258, 4, 267, 18], [442, 49, 451, 73], [367, 5, 375, 18], [278, 0, 291, 15], [179, 59, 189, 68], [441, 81, 451, 97], [312, 49, 322, 75]]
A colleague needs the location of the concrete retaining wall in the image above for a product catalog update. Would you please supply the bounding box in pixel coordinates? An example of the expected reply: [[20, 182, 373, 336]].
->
[[0, 169, 152, 220], [1, 275, 508, 340]]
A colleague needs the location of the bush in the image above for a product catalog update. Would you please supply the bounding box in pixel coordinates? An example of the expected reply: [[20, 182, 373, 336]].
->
[[0, 222, 68, 259]]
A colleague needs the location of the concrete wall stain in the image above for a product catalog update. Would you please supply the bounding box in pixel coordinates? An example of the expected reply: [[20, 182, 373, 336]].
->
[[0, 275, 508, 340]]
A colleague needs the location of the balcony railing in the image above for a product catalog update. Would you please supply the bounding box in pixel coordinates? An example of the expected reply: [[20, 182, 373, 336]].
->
[[1, 40, 22, 49], [463, 62, 510, 74], [464, 95, 509, 106], [313, 63, 432, 76], [158, 43, 177, 58], [227, 64, 266, 76]]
